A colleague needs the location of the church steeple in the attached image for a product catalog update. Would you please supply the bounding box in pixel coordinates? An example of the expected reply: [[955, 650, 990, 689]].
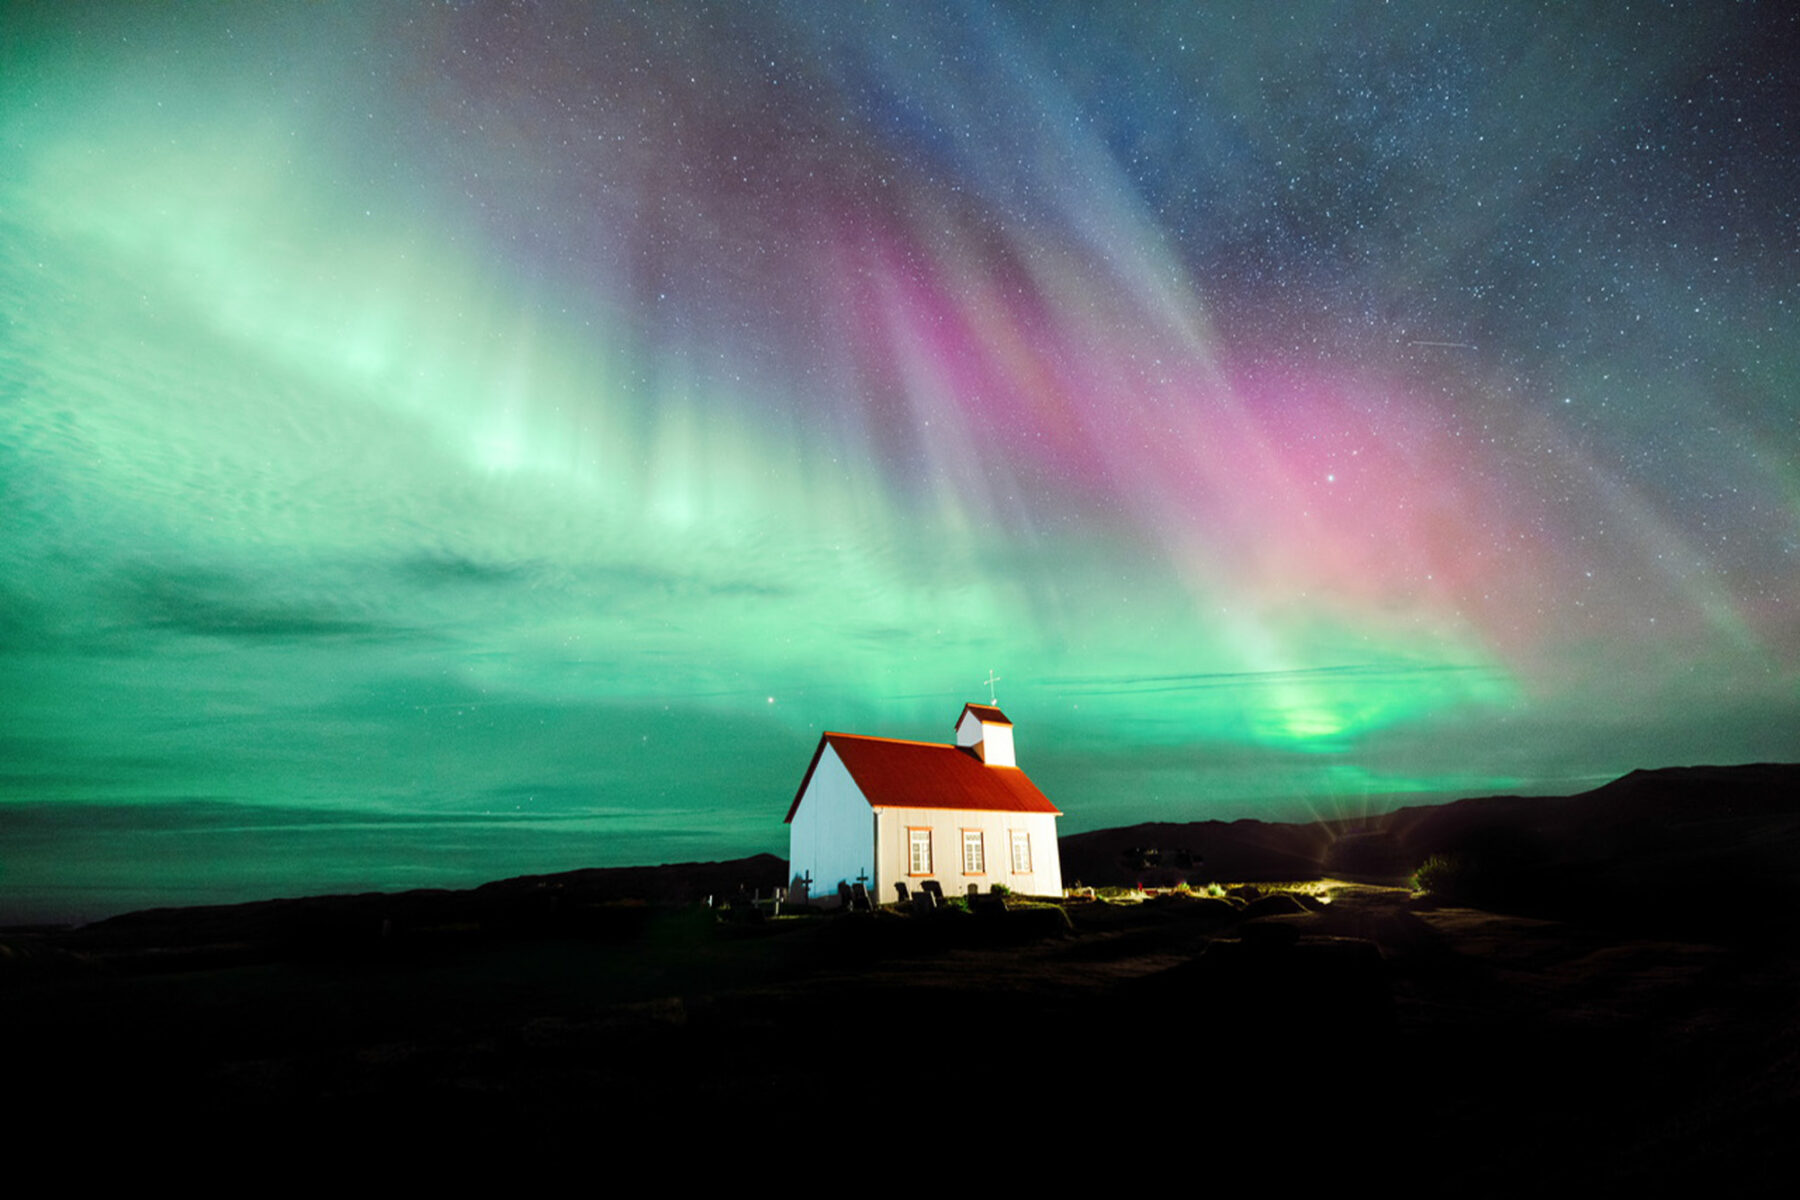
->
[[955, 702, 1015, 767]]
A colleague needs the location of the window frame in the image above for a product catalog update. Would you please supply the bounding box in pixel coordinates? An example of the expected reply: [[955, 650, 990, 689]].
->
[[962, 828, 985, 875], [1010, 829, 1032, 874], [907, 826, 933, 876]]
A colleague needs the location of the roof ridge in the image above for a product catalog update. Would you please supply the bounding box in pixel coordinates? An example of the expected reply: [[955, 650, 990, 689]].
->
[[823, 730, 956, 751]]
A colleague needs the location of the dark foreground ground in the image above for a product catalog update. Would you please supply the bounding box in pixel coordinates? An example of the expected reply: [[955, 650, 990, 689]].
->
[[5, 882, 1795, 1187], [6, 764, 1796, 1185]]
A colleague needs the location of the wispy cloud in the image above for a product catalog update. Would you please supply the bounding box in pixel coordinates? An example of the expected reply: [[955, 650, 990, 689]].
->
[[113, 563, 410, 642], [1044, 663, 1502, 696]]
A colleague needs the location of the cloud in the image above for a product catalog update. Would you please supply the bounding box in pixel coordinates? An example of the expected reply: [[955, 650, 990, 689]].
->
[[112, 562, 409, 642], [396, 553, 534, 588], [1043, 663, 1502, 696]]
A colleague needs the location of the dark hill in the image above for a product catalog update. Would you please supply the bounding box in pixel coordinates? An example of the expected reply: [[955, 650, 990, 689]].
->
[[54, 852, 789, 967], [1065, 762, 1800, 938]]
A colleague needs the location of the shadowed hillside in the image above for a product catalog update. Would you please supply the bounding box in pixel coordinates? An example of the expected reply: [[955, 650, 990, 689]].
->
[[1063, 763, 1800, 939]]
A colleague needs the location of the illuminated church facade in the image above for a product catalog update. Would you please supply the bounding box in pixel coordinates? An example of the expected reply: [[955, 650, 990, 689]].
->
[[784, 703, 1063, 906]]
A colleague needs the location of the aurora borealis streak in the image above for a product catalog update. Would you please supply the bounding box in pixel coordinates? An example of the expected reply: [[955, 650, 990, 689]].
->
[[3, 2, 1795, 920]]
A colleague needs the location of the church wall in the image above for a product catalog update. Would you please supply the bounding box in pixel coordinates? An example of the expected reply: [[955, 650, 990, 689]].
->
[[873, 805, 1062, 902], [787, 745, 875, 905]]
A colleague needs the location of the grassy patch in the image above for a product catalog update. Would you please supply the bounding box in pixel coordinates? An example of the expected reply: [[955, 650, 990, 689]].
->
[[1412, 852, 1479, 902]]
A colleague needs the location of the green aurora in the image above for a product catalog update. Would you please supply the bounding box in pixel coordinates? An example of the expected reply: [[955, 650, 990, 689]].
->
[[3, 3, 1795, 920]]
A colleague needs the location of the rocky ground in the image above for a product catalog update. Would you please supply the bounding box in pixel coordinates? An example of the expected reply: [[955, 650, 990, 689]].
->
[[5, 880, 1793, 1187]]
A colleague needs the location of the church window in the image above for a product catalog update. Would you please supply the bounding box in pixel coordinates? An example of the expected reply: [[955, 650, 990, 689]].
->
[[908, 827, 932, 875], [1010, 830, 1032, 873], [963, 829, 985, 874]]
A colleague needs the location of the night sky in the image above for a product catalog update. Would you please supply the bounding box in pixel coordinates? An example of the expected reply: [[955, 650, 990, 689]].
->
[[4, 2, 1796, 922]]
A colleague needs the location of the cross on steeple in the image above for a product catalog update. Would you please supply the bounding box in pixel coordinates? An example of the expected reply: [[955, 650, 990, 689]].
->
[[983, 670, 1001, 705]]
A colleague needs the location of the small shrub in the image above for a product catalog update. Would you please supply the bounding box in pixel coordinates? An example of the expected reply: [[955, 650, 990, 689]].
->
[[1412, 852, 1479, 901], [990, 883, 1011, 897]]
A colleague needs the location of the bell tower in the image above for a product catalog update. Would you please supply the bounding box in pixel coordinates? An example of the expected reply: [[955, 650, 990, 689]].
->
[[955, 703, 1015, 767]]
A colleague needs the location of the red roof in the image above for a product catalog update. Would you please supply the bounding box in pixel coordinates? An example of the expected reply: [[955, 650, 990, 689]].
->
[[958, 703, 1011, 726], [785, 732, 1059, 823]]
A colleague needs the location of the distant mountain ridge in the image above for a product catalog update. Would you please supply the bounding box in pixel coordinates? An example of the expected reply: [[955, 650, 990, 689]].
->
[[31, 763, 1800, 959], [1064, 762, 1799, 879], [1062, 762, 1800, 936]]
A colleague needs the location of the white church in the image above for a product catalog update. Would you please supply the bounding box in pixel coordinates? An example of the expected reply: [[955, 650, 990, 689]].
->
[[784, 703, 1064, 905]]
